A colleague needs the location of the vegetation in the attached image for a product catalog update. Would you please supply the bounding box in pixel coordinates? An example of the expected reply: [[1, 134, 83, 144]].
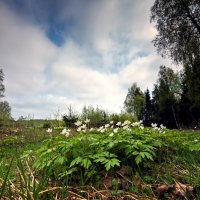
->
[[150, 0, 200, 127], [0, 120, 200, 199]]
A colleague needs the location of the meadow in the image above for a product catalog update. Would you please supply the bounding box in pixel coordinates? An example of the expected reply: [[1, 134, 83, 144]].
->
[[0, 119, 200, 199]]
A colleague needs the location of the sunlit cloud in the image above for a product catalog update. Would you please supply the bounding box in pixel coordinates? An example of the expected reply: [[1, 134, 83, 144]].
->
[[0, 0, 178, 119]]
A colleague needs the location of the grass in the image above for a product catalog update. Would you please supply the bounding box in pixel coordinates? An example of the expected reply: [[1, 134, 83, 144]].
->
[[0, 122, 200, 199]]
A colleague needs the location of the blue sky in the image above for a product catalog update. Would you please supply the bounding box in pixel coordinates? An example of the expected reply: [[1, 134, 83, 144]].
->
[[0, 0, 178, 119]]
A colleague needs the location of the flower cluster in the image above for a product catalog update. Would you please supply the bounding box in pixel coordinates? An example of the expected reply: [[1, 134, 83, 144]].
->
[[75, 119, 90, 133], [60, 128, 71, 137], [151, 123, 166, 132], [73, 119, 146, 136]]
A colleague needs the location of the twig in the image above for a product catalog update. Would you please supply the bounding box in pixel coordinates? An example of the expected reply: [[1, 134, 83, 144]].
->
[[68, 190, 87, 199], [39, 186, 63, 194]]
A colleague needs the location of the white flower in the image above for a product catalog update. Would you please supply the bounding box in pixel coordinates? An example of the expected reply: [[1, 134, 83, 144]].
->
[[105, 124, 110, 128], [194, 139, 198, 142], [100, 128, 106, 133], [60, 129, 70, 137], [46, 128, 52, 133], [65, 132, 70, 137], [122, 120, 131, 126], [131, 122, 139, 127], [77, 127, 82, 132], [113, 128, 119, 133], [160, 124, 166, 129], [85, 119, 90, 123], [98, 126, 104, 131], [81, 124, 87, 129], [110, 121, 114, 124], [139, 125, 144, 129], [75, 120, 82, 126], [123, 125, 130, 130], [89, 128, 94, 131], [116, 121, 122, 126], [109, 133, 114, 137], [151, 123, 157, 128], [61, 128, 67, 134]]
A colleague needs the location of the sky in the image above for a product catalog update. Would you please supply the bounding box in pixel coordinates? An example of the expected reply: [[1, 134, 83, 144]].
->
[[0, 0, 179, 119]]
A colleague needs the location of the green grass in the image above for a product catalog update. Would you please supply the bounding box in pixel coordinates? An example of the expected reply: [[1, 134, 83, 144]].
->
[[0, 124, 200, 199]]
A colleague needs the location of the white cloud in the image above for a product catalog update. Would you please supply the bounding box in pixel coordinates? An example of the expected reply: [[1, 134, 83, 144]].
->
[[0, 3, 58, 96], [0, 0, 179, 119]]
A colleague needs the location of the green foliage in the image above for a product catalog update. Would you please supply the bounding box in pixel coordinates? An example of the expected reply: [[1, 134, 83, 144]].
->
[[152, 66, 181, 128], [81, 105, 109, 127], [110, 112, 137, 124], [124, 83, 144, 119], [142, 89, 153, 126], [0, 158, 13, 199], [32, 128, 163, 184], [0, 122, 200, 199], [151, 0, 200, 64], [0, 101, 11, 119], [91, 152, 120, 171]]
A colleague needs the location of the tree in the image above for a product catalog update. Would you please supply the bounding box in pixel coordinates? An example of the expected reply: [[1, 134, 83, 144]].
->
[[152, 66, 181, 128], [142, 89, 153, 126], [0, 69, 5, 97], [81, 105, 109, 127], [179, 55, 200, 126], [151, 0, 200, 64], [62, 105, 77, 128], [0, 101, 11, 119], [124, 83, 144, 119]]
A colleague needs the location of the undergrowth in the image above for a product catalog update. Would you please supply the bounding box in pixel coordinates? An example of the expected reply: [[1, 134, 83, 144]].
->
[[0, 123, 200, 199]]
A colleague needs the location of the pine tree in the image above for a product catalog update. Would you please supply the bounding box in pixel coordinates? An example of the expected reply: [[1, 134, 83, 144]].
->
[[142, 89, 153, 126]]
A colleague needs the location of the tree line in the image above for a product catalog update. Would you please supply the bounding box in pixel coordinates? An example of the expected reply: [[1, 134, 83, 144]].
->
[[124, 0, 200, 129]]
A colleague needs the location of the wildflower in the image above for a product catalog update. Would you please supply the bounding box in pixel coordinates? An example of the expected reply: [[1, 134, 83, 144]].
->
[[100, 128, 106, 133], [139, 125, 144, 129], [110, 121, 114, 124], [139, 120, 143, 124], [131, 122, 139, 127], [114, 128, 119, 133], [46, 128, 52, 133], [60, 128, 67, 135], [122, 120, 131, 126], [60, 128, 70, 137], [194, 139, 198, 142], [89, 128, 94, 131], [123, 125, 130, 130], [85, 119, 90, 124], [98, 126, 104, 131], [75, 120, 82, 126], [160, 124, 166, 129], [65, 132, 70, 137], [77, 127, 82, 132], [151, 123, 157, 128], [109, 132, 114, 137], [105, 124, 110, 128], [116, 121, 122, 126], [81, 124, 87, 129]]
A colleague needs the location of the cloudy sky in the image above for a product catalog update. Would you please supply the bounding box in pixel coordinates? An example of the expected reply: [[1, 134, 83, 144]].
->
[[0, 0, 178, 119]]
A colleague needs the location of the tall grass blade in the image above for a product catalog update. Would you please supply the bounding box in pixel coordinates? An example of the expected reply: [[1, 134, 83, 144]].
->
[[0, 158, 13, 199]]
